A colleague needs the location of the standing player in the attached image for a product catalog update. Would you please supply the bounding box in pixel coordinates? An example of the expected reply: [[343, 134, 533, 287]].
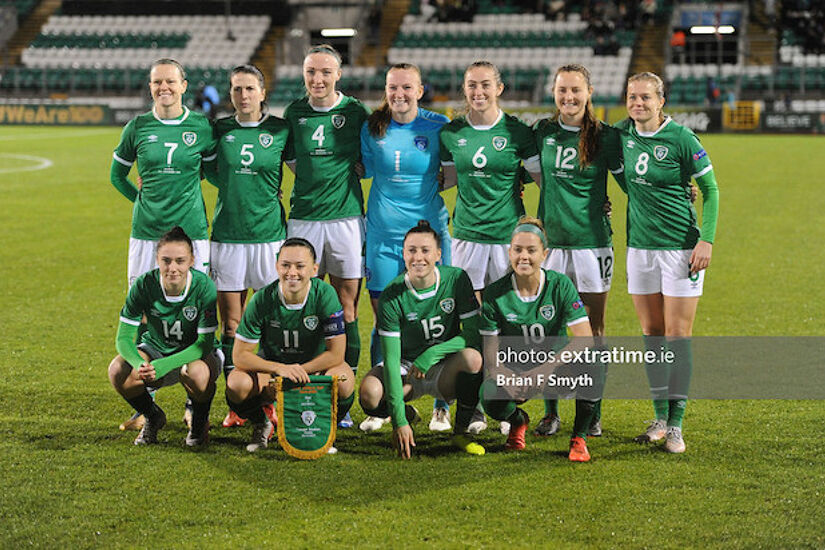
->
[[439, 60, 541, 433], [360, 221, 485, 458], [226, 238, 355, 453], [110, 58, 215, 430], [618, 72, 719, 453], [108, 227, 221, 446], [204, 64, 290, 428], [532, 64, 624, 437], [479, 218, 599, 462], [359, 63, 453, 433], [283, 45, 369, 428]]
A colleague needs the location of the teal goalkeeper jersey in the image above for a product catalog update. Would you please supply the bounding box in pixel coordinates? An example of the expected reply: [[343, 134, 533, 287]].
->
[[206, 114, 290, 243], [534, 119, 623, 248], [283, 94, 370, 221], [235, 278, 345, 365], [615, 117, 713, 249], [480, 269, 588, 340], [120, 269, 218, 356], [440, 111, 538, 244], [113, 107, 215, 240]]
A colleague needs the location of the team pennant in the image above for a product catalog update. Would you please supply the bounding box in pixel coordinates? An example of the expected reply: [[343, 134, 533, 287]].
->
[[272, 375, 339, 459]]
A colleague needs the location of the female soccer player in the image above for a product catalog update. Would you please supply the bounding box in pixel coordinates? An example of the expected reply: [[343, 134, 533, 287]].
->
[[110, 59, 215, 430], [359, 63, 453, 433], [283, 45, 370, 413], [439, 60, 541, 433], [110, 58, 214, 286], [108, 226, 221, 446], [360, 221, 485, 458], [204, 64, 290, 428], [618, 72, 719, 453], [226, 238, 355, 452], [531, 64, 624, 438], [479, 218, 599, 462]]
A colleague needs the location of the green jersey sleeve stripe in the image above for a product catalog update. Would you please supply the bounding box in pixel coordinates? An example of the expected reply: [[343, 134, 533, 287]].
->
[[440, 160, 455, 166], [119, 315, 141, 326], [610, 165, 624, 174], [202, 153, 217, 162], [197, 326, 218, 334], [112, 152, 133, 166], [567, 317, 590, 327], [378, 329, 401, 338], [692, 164, 713, 179], [480, 329, 499, 336], [459, 308, 480, 320], [235, 333, 259, 344]]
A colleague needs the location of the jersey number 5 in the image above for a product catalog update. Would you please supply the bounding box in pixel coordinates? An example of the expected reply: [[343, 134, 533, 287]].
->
[[240, 144, 254, 167]]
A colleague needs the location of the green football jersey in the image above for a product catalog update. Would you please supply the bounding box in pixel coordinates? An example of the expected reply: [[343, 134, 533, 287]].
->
[[377, 265, 480, 363], [206, 114, 290, 243], [112, 107, 215, 240], [439, 111, 538, 244], [235, 278, 345, 364], [479, 269, 588, 340], [534, 120, 623, 248], [616, 117, 713, 249], [120, 269, 218, 356], [283, 94, 370, 221]]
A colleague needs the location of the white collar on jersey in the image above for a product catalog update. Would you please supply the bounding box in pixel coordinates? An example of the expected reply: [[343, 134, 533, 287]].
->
[[510, 269, 545, 303], [235, 112, 270, 127], [309, 91, 344, 112], [559, 121, 581, 132], [278, 281, 310, 310], [161, 270, 193, 303], [404, 266, 441, 301], [152, 106, 190, 125], [634, 116, 673, 138], [467, 108, 503, 130]]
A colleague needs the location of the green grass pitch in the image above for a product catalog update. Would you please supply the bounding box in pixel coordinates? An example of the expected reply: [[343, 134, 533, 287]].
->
[[0, 126, 823, 547]]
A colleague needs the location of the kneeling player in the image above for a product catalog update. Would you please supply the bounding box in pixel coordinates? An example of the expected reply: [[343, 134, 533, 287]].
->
[[479, 218, 599, 462], [108, 227, 221, 447], [226, 238, 355, 452], [359, 221, 485, 458]]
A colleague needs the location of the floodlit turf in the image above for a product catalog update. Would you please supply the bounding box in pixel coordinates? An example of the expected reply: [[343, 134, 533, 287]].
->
[[0, 127, 823, 547]]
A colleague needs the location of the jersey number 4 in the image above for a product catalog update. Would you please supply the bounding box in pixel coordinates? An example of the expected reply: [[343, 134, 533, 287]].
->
[[312, 125, 325, 148]]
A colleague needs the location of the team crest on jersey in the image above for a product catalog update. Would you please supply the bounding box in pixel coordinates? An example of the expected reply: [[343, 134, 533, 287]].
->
[[301, 410, 316, 426], [183, 306, 198, 321], [414, 136, 428, 151], [539, 304, 555, 321], [304, 315, 319, 330], [182, 132, 197, 146], [331, 114, 346, 129], [492, 136, 507, 151], [259, 133, 273, 148], [439, 298, 455, 314], [654, 146, 669, 161]]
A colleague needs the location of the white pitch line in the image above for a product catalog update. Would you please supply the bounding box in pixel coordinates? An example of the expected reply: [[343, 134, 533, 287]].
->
[[0, 128, 113, 141], [0, 153, 54, 174]]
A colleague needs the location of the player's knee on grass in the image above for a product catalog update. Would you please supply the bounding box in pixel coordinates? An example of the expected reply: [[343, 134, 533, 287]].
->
[[225, 368, 256, 402], [359, 373, 384, 411], [459, 348, 483, 374], [326, 363, 355, 397]]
